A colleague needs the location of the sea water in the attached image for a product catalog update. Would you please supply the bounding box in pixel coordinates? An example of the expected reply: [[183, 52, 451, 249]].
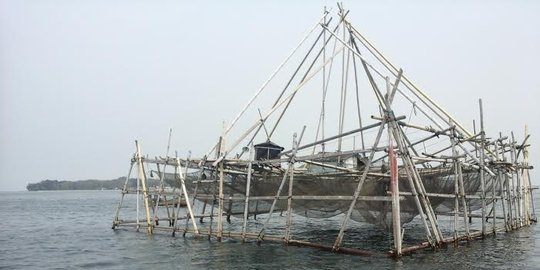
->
[[1, 190, 539, 269]]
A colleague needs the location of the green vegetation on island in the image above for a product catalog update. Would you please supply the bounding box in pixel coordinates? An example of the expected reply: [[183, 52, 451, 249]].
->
[[26, 177, 162, 191]]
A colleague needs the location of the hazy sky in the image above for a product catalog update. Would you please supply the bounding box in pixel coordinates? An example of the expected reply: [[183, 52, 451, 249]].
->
[[1, 0, 539, 191]]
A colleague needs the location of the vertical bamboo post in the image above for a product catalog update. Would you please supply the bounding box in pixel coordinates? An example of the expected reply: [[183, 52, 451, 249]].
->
[[135, 140, 153, 234], [208, 139, 222, 240], [321, 6, 327, 153], [207, 172, 217, 239], [336, 6, 348, 156], [391, 118, 443, 245], [136, 157, 140, 231], [393, 128, 436, 245], [387, 77, 401, 256], [495, 137, 508, 231], [154, 164, 172, 226], [392, 121, 443, 244], [389, 129, 402, 255], [491, 143, 497, 234], [511, 132, 523, 227], [258, 127, 305, 242], [508, 135, 518, 229], [501, 134, 513, 230], [457, 158, 470, 238], [171, 171, 185, 237], [478, 99, 487, 235], [505, 165, 514, 229], [217, 137, 225, 241], [522, 125, 535, 224], [241, 144, 254, 242], [451, 125, 459, 241], [285, 134, 298, 243], [285, 133, 305, 243]]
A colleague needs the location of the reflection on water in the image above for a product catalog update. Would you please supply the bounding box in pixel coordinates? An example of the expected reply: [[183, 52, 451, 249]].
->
[[0, 190, 538, 269]]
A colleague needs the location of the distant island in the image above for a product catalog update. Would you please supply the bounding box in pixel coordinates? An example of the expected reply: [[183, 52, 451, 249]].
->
[[26, 177, 162, 191]]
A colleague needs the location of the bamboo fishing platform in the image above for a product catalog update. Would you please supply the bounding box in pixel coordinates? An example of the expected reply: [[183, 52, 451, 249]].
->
[[112, 5, 536, 257]]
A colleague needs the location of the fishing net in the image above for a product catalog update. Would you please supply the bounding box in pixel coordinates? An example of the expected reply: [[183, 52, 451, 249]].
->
[[158, 155, 494, 229]]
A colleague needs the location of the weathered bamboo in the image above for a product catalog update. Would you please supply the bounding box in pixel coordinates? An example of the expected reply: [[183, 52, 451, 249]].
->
[[241, 145, 254, 242], [258, 127, 305, 242], [522, 125, 535, 224], [457, 157, 470, 238], [205, 14, 328, 158], [333, 117, 387, 250], [112, 162, 135, 229], [389, 125, 402, 256], [451, 126, 460, 241], [490, 142, 497, 234], [267, 11, 348, 140], [217, 141, 225, 241], [285, 135, 298, 242], [135, 141, 153, 234], [386, 76, 402, 256], [478, 99, 487, 235], [171, 163, 186, 236], [497, 135, 509, 231], [512, 132, 524, 227], [281, 118, 392, 156], [154, 164, 173, 226], [176, 155, 199, 235], [112, 8, 535, 258]]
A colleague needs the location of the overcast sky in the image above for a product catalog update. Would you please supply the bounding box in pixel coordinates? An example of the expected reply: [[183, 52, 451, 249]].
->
[[1, 0, 539, 191]]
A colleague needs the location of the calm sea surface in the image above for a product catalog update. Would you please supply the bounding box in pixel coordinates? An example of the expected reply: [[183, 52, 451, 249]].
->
[[1, 190, 539, 269]]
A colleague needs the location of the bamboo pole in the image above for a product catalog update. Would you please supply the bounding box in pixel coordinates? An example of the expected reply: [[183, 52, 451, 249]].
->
[[178, 154, 199, 235], [511, 133, 523, 227], [171, 164, 185, 237], [495, 138, 509, 231], [204, 14, 328, 158], [451, 126, 459, 241], [347, 23, 500, 163], [267, 14, 348, 140], [217, 137, 225, 241], [135, 141, 153, 234], [208, 139, 221, 240], [408, 154, 444, 243], [478, 100, 487, 235], [285, 134, 298, 242], [333, 118, 387, 250], [241, 145, 254, 242], [389, 121, 402, 256], [113, 8, 536, 258], [337, 12, 350, 154], [343, 24, 498, 174], [505, 164, 514, 229], [112, 162, 135, 229], [490, 142, 497, 233], [224, 44, 346, 157], [385, 76, 402, 256], [258, 127, 305, 242], [457, 156, 470, 238], [136, 155, 140, 231], [522, 125, 536, 223]]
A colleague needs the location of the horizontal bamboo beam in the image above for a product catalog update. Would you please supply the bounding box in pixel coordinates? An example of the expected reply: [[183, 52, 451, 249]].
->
[[192, 194, 401, 201]]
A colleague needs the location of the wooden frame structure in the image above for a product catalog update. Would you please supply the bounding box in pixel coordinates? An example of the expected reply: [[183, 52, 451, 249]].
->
[[112, 5, 536, 257]]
